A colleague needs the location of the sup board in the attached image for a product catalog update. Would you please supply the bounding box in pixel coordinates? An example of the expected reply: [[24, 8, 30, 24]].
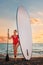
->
[[16, 6, 32, 60]]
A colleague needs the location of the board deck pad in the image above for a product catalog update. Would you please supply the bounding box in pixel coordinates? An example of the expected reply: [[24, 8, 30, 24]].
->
[[16, 6, 32, 60]]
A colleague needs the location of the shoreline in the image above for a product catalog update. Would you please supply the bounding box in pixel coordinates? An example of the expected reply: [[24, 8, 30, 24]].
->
[[0, 53, 43, 58]]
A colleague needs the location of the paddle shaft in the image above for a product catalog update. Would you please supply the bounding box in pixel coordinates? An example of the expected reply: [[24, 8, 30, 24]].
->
[[5, 29, 9, 61], [7, 29, 9, 54]]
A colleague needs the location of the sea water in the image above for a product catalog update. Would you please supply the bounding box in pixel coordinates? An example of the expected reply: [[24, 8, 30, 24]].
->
[[0, 43, 43, 58]]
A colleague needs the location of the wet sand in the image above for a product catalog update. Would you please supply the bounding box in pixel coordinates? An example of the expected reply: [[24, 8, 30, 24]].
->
[[0, 57, 43, 65]]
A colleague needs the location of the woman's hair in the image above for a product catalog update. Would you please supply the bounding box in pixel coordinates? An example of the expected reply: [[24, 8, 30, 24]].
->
[[14, 30, 17, 32]]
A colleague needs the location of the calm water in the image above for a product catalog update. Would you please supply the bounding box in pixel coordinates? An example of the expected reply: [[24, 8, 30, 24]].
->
[[0, 43, 43, 58]]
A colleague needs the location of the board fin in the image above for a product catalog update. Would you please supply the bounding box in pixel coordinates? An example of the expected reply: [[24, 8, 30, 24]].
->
[[27, 49, 29, 56]]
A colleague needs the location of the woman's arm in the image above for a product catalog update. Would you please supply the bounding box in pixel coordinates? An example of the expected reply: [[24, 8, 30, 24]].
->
[[8, 35, 13, 39], [8, 36, 12, 39]]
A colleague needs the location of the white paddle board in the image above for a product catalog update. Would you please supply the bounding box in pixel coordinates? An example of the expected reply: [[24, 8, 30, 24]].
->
[[16, 6, 32, 60]]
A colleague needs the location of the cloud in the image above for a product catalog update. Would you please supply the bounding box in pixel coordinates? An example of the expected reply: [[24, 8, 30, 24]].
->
[[32, 31, 43, 43], [0, 36, 7, 43], [37, 12, 43, 16], [30, 17, 40, 24], [0, 36, 12, 43], [0, 18, 17, 35], [30, 11, 43, 17]]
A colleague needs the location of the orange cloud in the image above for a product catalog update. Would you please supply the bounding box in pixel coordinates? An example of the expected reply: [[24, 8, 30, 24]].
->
[[0, 36, 12, 43], [0, 36, 7, 43], [32, 31, 43, 43], [30, 17, 40, 24], [0, 38, 5, 43]]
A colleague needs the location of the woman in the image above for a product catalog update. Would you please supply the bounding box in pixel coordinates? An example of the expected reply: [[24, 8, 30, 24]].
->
[[8, 30, 20, 58]]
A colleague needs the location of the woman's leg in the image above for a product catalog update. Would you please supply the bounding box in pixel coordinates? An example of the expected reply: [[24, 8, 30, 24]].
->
[[16, 42, 20, 49], [15, 43, 20, 57], [13, 45, 16, 58], [13, 43, 20, 58]]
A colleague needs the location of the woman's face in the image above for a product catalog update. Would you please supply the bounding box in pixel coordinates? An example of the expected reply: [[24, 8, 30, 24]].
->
[[14, 30, 16, 35]]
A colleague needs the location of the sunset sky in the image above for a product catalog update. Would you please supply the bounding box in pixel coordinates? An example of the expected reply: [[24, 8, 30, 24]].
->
[[0, 0, 43, 43]]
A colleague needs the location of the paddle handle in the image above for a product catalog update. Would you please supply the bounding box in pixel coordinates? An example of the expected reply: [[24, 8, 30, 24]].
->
[[8, 29, 9, 39]]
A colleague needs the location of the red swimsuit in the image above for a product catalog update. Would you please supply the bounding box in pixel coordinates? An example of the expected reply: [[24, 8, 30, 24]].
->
[[11, 35, 19, 45]]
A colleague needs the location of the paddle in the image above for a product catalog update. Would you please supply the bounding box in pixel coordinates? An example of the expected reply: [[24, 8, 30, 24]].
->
[[5, 29, 9, 61]]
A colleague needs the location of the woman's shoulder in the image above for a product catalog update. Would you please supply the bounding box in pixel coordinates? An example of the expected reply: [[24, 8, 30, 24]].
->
[[17, 35, 19, 38], [11, 35, 14, 38]]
